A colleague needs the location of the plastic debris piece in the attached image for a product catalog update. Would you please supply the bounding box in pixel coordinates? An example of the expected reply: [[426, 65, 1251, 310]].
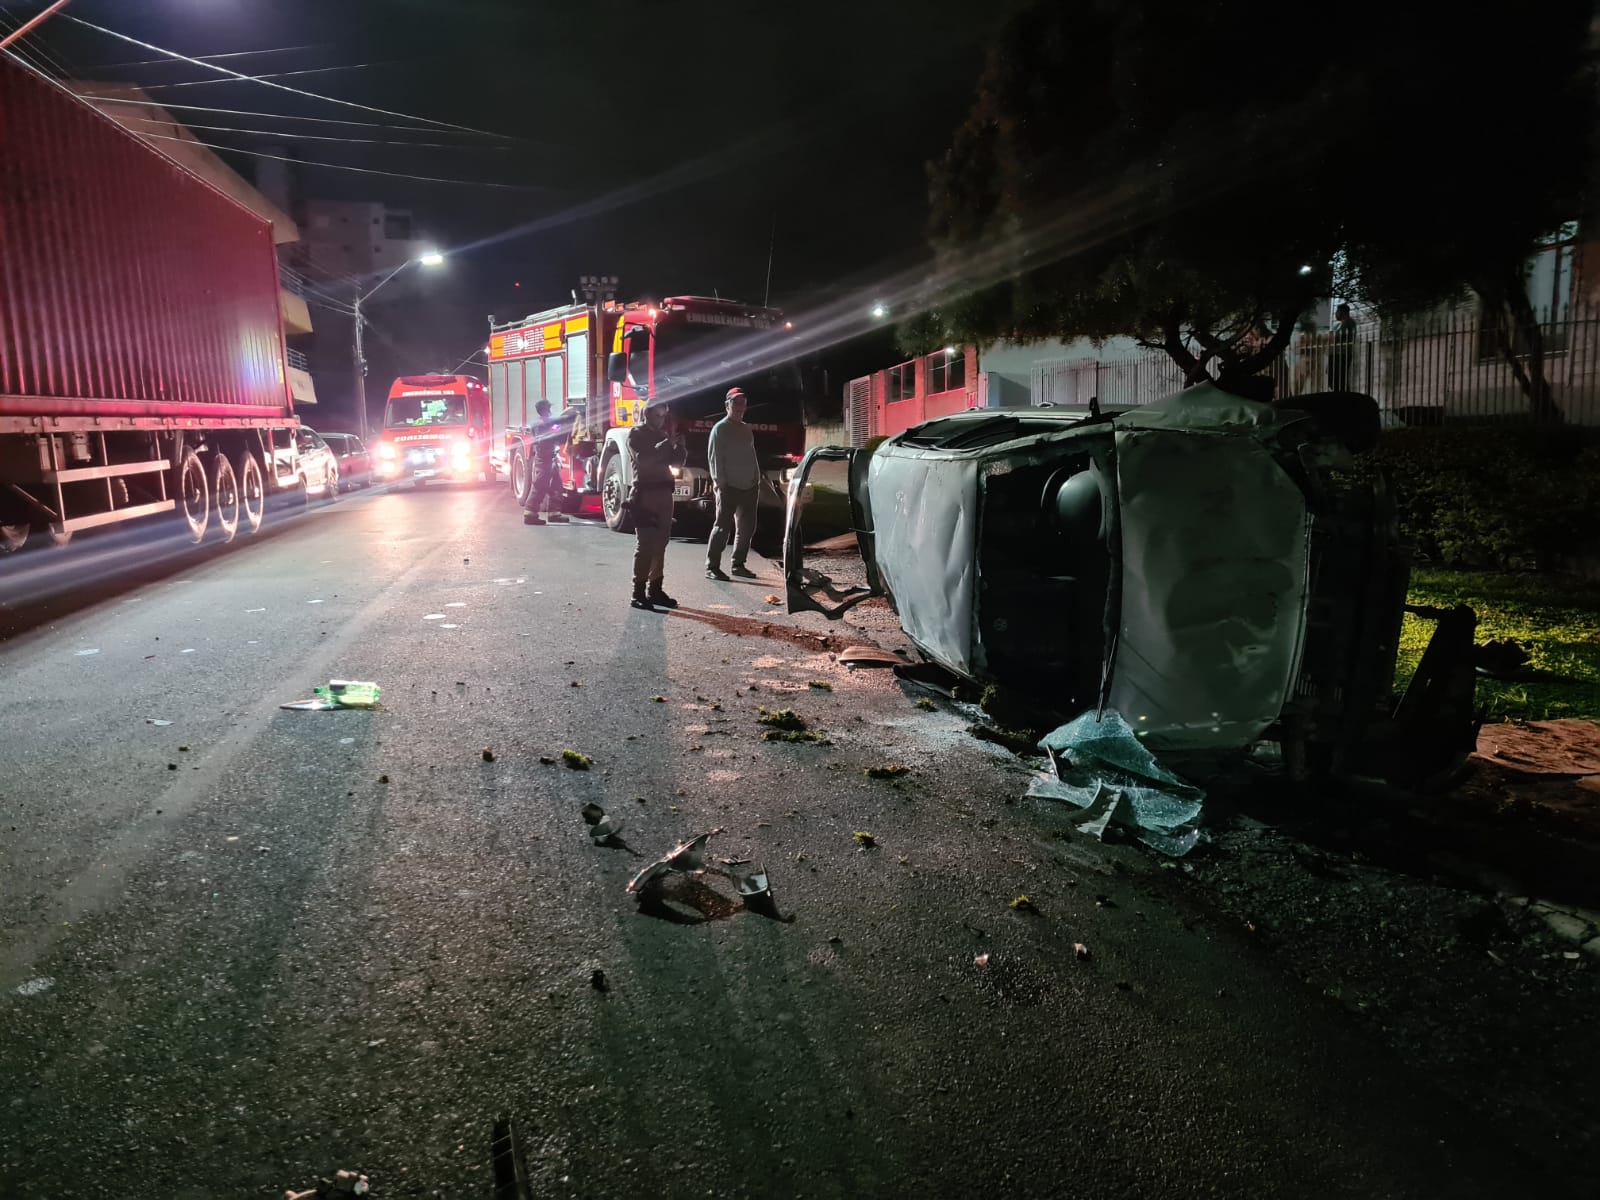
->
[[75, 648, 99, 657], [627, 828, 727, 896], [562, 749, 592, 770], [1026, 710, 1204, 856], [581, 803, 605, 826], [974, 953, 991, 968], [838, 645, 902, 667], [280, 697, 338, 711], [1074, 942, 1091, 960], [764, 594, 781, 604], [734, 865, 771, 900], [146, 718, 173, 726]]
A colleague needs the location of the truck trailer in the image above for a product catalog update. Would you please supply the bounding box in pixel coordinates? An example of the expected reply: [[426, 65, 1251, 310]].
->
[[0, 53, 302, 554]]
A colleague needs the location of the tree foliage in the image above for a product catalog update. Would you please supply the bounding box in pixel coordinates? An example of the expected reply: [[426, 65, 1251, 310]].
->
[[921, 0, 1594, 409]]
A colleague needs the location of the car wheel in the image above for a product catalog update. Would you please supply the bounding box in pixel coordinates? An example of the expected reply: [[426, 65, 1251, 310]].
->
[[602, 455, 633, 533], [325, 464, 340, 501], [510, 449, 528, 504]]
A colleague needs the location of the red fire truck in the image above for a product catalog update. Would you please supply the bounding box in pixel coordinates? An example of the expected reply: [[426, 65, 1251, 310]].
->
[[485, 295, 808, 531]]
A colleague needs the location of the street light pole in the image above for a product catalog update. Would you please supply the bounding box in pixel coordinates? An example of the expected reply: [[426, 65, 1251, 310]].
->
[[349, 251, 444, 441]]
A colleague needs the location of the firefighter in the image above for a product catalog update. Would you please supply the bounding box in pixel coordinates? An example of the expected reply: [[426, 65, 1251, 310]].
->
[[627, 401, 685, 610], [705, 387, 761, 580], [522, 400, 569, 526]]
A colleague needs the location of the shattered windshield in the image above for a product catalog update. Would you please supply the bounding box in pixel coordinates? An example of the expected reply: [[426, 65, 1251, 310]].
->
[[386, 395, 467, 427]]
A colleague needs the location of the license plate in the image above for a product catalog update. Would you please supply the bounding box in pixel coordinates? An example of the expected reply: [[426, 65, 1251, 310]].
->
[[673, 483, 693, 497], [415, 469, 438, 478]]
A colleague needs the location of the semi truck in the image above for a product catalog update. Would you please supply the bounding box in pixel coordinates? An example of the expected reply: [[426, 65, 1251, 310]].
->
[[0, 53, 302, 554], [485, 295, 808, 531]]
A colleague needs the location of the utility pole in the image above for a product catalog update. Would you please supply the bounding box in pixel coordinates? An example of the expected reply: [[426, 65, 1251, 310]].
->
[[763, 211, 776, 308], [352, 297, 368, 442]]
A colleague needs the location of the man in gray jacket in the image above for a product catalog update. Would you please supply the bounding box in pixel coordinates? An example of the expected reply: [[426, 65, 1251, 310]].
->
[[627, 402, 686, 610], [705, 388, 761, 581]]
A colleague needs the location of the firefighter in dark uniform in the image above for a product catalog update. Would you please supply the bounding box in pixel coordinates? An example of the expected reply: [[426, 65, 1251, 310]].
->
[[522, 399, 570, 526], [627, 401, 685, 609]]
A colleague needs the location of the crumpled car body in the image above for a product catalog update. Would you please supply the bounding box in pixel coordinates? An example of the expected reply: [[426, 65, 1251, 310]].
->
[[785, 383, 1475, 782]]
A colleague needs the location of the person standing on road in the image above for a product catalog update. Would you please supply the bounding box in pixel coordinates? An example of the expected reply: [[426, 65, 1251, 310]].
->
[[704, 387, 762, 581], [523, 400, 570, 526], [627, 402, 686, 610]]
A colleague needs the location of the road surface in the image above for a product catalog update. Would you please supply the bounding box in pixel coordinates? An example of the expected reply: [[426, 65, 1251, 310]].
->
[[0, 485, 1573, 1198]]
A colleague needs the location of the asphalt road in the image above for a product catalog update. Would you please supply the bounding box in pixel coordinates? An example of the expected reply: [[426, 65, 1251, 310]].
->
[[0, 485, 1572, 1198]]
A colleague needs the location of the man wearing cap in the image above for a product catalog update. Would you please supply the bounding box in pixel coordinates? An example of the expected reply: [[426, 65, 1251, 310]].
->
[[705, 388, 761, 581]]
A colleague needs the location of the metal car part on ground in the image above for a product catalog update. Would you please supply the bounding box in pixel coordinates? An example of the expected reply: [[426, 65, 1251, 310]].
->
[[783, 383, 1478, 786]]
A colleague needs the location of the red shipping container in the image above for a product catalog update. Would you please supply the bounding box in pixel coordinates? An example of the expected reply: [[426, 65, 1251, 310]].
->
[[0, 53, 291, 422]]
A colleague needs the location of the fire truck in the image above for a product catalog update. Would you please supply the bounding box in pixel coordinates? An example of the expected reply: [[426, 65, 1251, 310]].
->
[[485, 295, 808, 531]]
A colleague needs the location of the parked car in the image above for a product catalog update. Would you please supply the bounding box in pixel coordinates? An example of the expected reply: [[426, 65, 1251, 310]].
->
[[783, 383, 1479, 788], [319, 431, 372, 491], [295, 426, 339, 499]]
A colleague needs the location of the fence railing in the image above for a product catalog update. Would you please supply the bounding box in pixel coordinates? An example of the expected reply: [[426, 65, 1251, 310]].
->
[[1030, 301, 1600, 426], [285, 346, 310, 373]]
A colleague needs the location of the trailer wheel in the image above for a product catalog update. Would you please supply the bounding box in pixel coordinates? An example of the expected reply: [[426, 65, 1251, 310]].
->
[[602, 455, 634, 533], [0, 523, 27, 554], [510, 449, 528, 504], [236, 451, 265, 534], [178, 447, 210, 543], [211, 454, 240, 543]]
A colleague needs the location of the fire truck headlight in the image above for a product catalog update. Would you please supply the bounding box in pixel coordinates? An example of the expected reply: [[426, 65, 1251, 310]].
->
[[377, 442, 397, 461]]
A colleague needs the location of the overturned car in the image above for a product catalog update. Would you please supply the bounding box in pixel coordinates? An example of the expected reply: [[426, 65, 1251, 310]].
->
[[784, 384, 1478, 787]]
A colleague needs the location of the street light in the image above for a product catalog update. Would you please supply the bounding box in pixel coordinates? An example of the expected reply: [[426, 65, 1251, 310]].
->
[[870, 303, 887, 320], [352, 251, 444, 441]]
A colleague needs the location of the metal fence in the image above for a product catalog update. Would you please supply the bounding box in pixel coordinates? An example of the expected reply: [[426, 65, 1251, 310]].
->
[[285, 346, 310, 372], [1030, 302, 1600, 426]]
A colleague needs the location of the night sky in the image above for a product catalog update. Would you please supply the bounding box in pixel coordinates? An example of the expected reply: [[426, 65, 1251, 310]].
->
[[14, 0, 1020, 423]]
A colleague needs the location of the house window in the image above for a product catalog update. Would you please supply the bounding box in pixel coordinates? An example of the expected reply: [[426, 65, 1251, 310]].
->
[[887, 360, 917, 402], [384, 213, 413, 240], [926, 348, 965, 394]]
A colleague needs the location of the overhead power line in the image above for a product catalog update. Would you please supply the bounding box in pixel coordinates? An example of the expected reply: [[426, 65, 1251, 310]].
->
[[143, 60, 406, 90], [132, 129, 544, 190], [93, 42, 329, 69], [80, 94, 492, 136], [108, 111, 507, 150], [61, 14, 514, 139]]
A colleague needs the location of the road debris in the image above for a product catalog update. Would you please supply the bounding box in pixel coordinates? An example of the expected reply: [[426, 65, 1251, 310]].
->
[[562, 749, 592, 770], [853, 831, 877, 849], [377, 774, 389, 784], [733, 864, 772, 902], [974, 953, 991, 968], [145, 718, 172, 727], [864, 764, 909, 779], [626, 828, 727, 896], [837, 645, 901, 668], [539, 755, 555, 765], [481, 747, 496, 762], [581, 804, 623, 842], [1010, 895, 1039, 915], [757, 707, 807, 731], [1074, 942, 1091, 960], [806, 680, 834, 691], [914, 698, 937, 712], [652, 695, 667, 702], [280, 680, 382, 711], [1026, 710, 1203, 856], [764, 594, 781, 604], [591, 968, 610, 992]]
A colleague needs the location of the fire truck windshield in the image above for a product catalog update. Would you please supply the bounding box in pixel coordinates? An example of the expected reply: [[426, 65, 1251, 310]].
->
[[386, 395, 467, 427], [653, 322, 803, 396]]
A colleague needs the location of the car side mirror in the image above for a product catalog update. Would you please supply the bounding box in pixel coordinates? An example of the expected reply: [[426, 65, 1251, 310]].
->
[[607, 352, 628, 384]]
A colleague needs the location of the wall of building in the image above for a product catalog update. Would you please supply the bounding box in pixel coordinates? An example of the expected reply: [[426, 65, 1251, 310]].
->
[[301, 199, 435, 288]]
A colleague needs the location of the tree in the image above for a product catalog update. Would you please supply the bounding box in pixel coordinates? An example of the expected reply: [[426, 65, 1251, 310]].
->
[[920, 0, 1594, 418]]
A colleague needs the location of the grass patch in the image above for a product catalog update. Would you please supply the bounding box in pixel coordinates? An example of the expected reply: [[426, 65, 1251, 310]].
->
[[914, 698, 937, 712], [756, 707, 808, 732], [1399, 569, 1600, 721], [763, 729, 831, 745], [561, 749, 593, 770]]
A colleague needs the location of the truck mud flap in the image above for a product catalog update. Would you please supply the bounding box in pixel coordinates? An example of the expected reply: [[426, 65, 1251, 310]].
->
[[782, 446, 880, 620]]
